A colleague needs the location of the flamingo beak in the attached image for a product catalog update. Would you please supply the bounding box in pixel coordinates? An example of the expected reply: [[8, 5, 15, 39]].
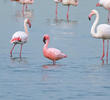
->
[[88, 11, 94, 21], [96, 3, 100, 7], [27, 20, 31, 28], [43, 37, 46, 44], [88, 15, 91, 21]]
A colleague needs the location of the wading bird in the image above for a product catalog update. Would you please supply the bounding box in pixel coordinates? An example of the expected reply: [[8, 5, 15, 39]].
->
[[43, 34, 67, 64], [88, 9, 110, 60], [62, 0, 78, 20], [10, 18, 31, 57]]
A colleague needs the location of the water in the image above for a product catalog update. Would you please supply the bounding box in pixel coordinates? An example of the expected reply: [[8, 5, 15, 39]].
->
[[0, 0, 110, 100]]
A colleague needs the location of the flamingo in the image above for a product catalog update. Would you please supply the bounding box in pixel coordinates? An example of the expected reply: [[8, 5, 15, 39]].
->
[[62, 0, 78, 20], [43, 34, 67, 64], [10, 18, 31, 57], [88, 9, 110, 60], [96, 0, 110, 23], [11, 0, 34, 13], [54, 0, 62, 19]]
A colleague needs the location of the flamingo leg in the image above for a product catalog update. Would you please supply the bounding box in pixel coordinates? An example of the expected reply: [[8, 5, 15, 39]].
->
[[53, 60, 56, 65], [56, 3, 58, 19], [22, 4, 25, 16], [26, 4, 28, 9], [10, 44, 16, 57], [67, 5, 70, 20], [101, 40, 105, 60], [20, 44, 23, 57], [106, 40, 109, 63]]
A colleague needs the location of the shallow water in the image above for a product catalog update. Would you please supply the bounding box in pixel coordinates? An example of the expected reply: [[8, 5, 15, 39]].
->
[[0, 0, 110, 100]]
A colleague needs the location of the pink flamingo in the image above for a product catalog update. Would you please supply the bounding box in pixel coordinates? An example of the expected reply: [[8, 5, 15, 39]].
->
[[62, 0, 78, 20], [96, 0, 110, 23], [43, 34, 67, 64], [10, 18, 31, 57], [88, 9, 110, 60], [54, 0, 62, 19], [11, 0, 34, 13]]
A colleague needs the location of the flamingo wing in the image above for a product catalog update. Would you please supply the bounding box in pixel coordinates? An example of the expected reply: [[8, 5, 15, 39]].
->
[[11, 31, 28, 44], [97, 24, 110, 39], [47, 48, 66, 60]]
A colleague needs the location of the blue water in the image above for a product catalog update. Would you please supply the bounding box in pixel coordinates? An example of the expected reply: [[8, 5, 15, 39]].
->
[[0, 0, 110, 100]]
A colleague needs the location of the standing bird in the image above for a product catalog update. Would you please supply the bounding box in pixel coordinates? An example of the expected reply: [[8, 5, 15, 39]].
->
[[62, 0, 78, 20], [11, 0, 34, 13], [96, 0, 110, 23], [54, 0, 62, 19], [10, 18, 31, 57], [43, 34, 67, 64], [88, 9, 110, 60]]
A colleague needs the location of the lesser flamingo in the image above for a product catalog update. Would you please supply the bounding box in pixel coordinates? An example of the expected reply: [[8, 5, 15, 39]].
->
[[43, 34, 67, 64]]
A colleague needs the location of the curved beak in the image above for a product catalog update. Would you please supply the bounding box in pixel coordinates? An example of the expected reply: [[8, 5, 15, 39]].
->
[[96, 3, 100, 7], [27, 20, 31, 28], [88, 11, 94, 21], [88, 15, 91, 21], [43, 37, 46, 44]]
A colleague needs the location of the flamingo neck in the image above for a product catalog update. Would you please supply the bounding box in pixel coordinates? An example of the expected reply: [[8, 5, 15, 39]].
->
[[24, 22, 28, 34], [91, 12, 99, 38], [44, 39, 49, 49]]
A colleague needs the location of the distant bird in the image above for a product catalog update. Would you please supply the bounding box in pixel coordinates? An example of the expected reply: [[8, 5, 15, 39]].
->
[[62, 0, 78, 20], [54, 0, 62, 19], [96, 0, 110, 23], [11, 0, 34, 13], [10, 18, 31, 57], [43, 34, 67, 64], [88, 9, 110, 60]]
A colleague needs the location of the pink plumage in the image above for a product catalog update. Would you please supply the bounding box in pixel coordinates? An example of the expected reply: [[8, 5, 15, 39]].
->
[[43, 34, 67, 64]]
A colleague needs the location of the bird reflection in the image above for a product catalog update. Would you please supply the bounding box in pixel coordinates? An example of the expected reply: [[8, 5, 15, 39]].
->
[[10, 57, 28, 64], [42, 64, 62, 69], [15, 9, 34, 20], [47, 18, 78, 25], [42, 63, 63, 81], [101, 58, 108, 65]]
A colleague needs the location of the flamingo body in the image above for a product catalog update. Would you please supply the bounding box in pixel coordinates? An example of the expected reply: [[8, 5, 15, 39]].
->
[[88, 9, 110, 60], [43, 35, 67, 64], [19, 0, 34, 4], [11, 31, 28, 44]]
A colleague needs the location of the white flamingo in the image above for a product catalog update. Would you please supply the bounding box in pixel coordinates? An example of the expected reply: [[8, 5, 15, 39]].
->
[[88, 9, 110, 60], [10, 18, 31, 57]]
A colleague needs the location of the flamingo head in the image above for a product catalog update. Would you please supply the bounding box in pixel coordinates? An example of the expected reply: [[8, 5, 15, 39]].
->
[[96, 0, 103, 7], [73, 0, 78, 6], [96, 3, 101, 7], [43, 34, 50, 44], [88, 10, 97, 21], [25, 18, 31, 28]]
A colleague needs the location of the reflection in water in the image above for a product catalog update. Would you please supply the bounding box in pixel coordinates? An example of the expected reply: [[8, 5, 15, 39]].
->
[[42, 64, 63, 81], [42, 64, 62, 69], [15, 9, 34, 20], [101, 58, 108, 65], [10, 57, 28, 64], [46, 18, 78, 26]]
